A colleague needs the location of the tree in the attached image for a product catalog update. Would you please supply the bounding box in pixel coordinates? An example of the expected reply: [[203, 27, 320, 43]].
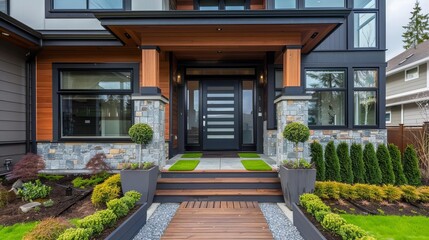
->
[[402, 1, 429, 49], [311, 141, 325, 181], [283, 122, 310, 162], [350, 143, 366, 183], [403, 145, 422, 186], [388, 144, 407, 185], [325, 141, 341, 181], [376, 144, 395, 184], [337, 142, 353, 184], [363, 143, 382, 185]]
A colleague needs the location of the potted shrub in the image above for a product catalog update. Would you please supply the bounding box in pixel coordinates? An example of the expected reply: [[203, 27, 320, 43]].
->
[[120, 123, 159, 206], [279, 122, 316, 209]]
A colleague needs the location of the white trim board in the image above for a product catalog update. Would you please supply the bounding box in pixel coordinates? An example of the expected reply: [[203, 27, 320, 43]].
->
[[386, 88, 429, 100], [386, 96, 429, 107], [387, 57, 429, 77]]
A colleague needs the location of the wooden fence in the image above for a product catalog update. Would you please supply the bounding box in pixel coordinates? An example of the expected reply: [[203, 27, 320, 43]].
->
[[387, 123, 428, 154]]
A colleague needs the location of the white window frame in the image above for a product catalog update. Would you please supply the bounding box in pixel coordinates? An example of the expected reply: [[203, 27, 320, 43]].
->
[[405, 66, 419, 81], [385, 111, 391, 124]]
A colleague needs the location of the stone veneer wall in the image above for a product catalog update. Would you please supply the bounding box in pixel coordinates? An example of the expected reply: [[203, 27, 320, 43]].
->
[[263, 121, 277, 157]]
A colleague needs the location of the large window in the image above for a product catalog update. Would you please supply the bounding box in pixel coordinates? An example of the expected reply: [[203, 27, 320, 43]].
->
[[57, 67, 136, 139], [354, 69, 377, 126], [0, 0, 7, 14], [305, 0, 345, 8], [354, 13, 377, 48], [306, 70, 346, 127], [53, 0, 123, 9], [274, 0, 296, 9]]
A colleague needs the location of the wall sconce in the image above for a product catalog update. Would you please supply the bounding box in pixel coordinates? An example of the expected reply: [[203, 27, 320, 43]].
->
[[4, 159, 12, 171]]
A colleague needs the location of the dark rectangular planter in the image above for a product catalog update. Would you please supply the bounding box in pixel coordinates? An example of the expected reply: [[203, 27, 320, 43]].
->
[[120, 166, 159, 206], [105, 203, 148, 240], [293, 203, 326, 240], [279, 166, 316, 209]]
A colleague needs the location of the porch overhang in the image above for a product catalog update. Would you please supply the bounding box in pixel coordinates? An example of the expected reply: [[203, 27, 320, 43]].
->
[[95, 10, 350, 54], [0, 12, 41, 49]]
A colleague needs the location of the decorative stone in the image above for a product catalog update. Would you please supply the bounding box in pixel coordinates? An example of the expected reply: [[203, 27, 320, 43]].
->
[[20, 202, 41, 213]]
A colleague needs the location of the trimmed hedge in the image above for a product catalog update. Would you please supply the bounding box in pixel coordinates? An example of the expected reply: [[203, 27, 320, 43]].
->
[[403, 145, 422, 186], [311, 141, 325, 181], [337, 142, 353, 184], [91, 174, 121, 207], [325, 141, 341, 182], [363, 143, 382, 185], [376, 145, 395, 185], [350, 143, 366, 184], [388, 144, 407, 185]]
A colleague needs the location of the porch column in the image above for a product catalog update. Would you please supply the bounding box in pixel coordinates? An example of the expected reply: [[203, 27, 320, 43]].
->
[[133, 47, 168, 167], [276, 46, 311, 165]]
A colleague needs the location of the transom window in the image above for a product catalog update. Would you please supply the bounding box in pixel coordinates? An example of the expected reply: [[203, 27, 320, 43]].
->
[[304, 0, 345, 8], [196, 0, 249, 10], [405, 66, 419, 81], [274, 0, 297, 9], [0, 0, 8, 14], [354, 12, 377, 48], [354, 0, 376, 9], [52, 0, 124, 10]]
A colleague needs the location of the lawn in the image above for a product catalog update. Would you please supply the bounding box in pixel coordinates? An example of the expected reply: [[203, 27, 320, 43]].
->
[[181, 153, 203, 158], [238, 152, 260, 158], [241, 160, 272, 171], [0, 221, 39, 240], [342, 214, 429, 240], [169, 160, 200, 171]]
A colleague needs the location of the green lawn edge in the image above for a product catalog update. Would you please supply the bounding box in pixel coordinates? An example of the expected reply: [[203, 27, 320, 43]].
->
[[241, 160, 272, 171], [181, 153, 203, 158], [0, 222, 39, 240], [169, 160, 200, 171], [238, 153, 260, 158]]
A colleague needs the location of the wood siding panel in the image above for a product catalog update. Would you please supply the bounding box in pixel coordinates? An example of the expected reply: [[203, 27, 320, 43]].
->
[[283, 48, 301, 87], [387, 63, 428, 97]]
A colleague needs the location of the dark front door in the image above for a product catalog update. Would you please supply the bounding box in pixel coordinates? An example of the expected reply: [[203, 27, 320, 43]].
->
[[202, 80, 239, 150]]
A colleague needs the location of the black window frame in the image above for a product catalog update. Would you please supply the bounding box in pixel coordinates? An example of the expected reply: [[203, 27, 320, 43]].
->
[[305, 68, 348, 129], [303, 0, 347, 9], [0, 0, 9, 14], [352, 68, 379, 128], [45, 0, 131, 18], [194, 0, 250, 10], [353, 0, 377, 9], [52, 63, 139, 142], [352, 11, 379, 49]]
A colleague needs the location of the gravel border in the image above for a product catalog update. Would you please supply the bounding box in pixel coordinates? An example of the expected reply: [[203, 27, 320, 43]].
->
[[133, 203, 179, 240], [259, 203, 304, 240]]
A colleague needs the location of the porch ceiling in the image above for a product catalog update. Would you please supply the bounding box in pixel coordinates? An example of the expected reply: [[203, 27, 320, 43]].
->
[[95, 10, 349, 54]]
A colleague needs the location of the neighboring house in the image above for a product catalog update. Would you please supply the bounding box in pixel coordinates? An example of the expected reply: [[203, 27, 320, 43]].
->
[[386, 40, 429, 126], [0, 0, 387, 170]]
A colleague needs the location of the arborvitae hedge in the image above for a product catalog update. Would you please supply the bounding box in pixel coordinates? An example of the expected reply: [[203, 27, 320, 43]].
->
[[376, 144, 395, 184], [325, 141, 341, 182], [350, 143, 366, 183], [311, 141, 325, 181], [337, 142, 353, 184], [403, 145, 422, 186], [388, 144, 407, 185], [363, 143, 382, 185]]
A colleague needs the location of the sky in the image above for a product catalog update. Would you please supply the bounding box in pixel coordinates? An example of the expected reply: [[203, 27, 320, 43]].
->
[[386, 0, 429, 60]]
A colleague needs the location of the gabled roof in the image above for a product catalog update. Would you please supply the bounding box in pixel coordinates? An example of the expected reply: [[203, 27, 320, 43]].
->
[[387, 40, 429, 75]]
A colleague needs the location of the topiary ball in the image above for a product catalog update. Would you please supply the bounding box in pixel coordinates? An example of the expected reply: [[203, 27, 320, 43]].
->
[[283, 122, 310, 144], [128, 123, 154, 145]]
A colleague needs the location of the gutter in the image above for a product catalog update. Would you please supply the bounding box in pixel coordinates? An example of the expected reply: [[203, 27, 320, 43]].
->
[[387, 56, 429, 77]]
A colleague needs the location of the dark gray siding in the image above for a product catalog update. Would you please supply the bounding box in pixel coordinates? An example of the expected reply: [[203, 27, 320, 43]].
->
[[314, 23, 347, 51], [0, 39, 27, 173]]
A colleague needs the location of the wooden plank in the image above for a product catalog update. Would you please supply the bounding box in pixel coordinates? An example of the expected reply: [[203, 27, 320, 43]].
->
[[200, 201, 208, 208], [220, 201, 227, 208], [214, 201, 221, 208], [233, 201, 241, 209], [207, 201, 214, 208], [179, 202, 188, 208], [194, 201, 201, 208]]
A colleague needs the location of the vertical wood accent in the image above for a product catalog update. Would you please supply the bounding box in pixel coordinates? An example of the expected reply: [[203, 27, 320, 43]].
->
[[283, 48, 301, 87], [141, 49, 160, 87]]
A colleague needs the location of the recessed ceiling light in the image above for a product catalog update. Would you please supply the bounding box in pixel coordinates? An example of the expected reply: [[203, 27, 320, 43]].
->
[[217, 28, 222, 31], [1, 32, 10, 37], [217, 51, 223, 54]]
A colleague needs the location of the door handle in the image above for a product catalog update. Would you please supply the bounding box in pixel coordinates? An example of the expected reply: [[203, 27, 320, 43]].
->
[[203, 121, 206, 127]]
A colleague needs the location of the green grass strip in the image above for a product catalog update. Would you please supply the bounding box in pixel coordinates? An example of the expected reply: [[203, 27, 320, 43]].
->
[[169, 160, 200, 171], [238, 152, 260, 158], [0, 221, 39, 240], [241, 160, 272, 171], [181, 153, 203, 158], [341, 214, 429, 240]]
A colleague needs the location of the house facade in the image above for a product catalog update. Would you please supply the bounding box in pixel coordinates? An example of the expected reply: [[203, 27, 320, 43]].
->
[[386, 40, 429, 127], [0, 0, 387, 170]]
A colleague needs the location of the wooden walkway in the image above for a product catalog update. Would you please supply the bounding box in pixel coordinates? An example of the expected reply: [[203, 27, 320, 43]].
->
[[161, 201, 274, 240]]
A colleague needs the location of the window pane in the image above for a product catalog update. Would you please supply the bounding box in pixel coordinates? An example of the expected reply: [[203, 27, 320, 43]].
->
[[354, 0, 376, 9], [305, 0, 344, 8], [406, 67, 419, 80], [275, 0, 296, 9], [225, 0, 245, 10], [354, 91, 377, 125], [354, 13, 377, 48], [200, 0, 219, 10], [275, 70, 283, 88], [89, 0, 123, 9], [187, 81, 199, 144], [0, 0, 7, 13], [243, 81, 254, 144], [61, 95, 131, 137], [354, 70, 377, 88], [385, 112, 391, 122], [54, 0, 86, 9], [308, 91, 346, 126], [306, 70, 346, 88], [61, 71, 132, 90]]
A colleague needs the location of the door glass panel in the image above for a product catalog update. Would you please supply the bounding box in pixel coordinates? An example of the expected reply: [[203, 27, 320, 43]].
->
[[207, 108, 234, 111], [207, 121, 234, 125], [207, 135, 235, 139], [207, 114, 234, 118], [242, 81, 254, 144], [207, 100, 234, 104], [187, 81, 199, 144], [207, 86, 234, 91], [207, 128, 234, 132], [207, 93, 234, 98]]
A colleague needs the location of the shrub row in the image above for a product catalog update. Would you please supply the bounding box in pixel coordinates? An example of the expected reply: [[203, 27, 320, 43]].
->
[[72, 171, 110, 189], [91, 174, 121, 207], [300, 193, 373, 240], [310, 142, 421, 186], [315, 181, 429, 203], [57, 190, 142, 240]]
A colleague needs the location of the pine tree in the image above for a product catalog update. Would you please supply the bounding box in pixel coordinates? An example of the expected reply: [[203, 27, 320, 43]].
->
[[350, 143, 366, 183], [403, 145, 422, 186], [311, 141, 325, 181], [388, 144, 407, 185], [325, 141, 341, 182], [337, 142, 353, 184], [363, 143, 382, 185], [376, 144, 395, 184], [402, 1, 429, 49]]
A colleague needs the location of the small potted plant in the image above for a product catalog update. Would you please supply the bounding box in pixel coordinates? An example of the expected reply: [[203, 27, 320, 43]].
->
[[279, 122, 316, 209], [120, 123, 159, 206]]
